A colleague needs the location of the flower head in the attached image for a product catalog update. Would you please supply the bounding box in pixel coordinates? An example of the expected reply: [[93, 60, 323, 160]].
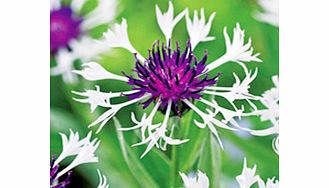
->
[[50, 6, 82, 52], [50, 0, 117, 83], [74, 2, 262, 157]]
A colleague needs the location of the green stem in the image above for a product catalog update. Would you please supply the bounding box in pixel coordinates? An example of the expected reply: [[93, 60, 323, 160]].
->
[[169, 117, 181, 188]]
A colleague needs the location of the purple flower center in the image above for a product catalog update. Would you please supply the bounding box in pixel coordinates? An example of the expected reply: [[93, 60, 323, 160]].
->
[[124, 41, 220, 116], [50, 156, 71, 188], [50, 6, 82, 52]]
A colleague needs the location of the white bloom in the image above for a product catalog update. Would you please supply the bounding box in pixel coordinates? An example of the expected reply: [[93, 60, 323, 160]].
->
[[97, 169, 109, 188], [186, 9, 216, 50], [73, 62, 128, 82], [51, 48, 78, 84], [236, 158, 279, 188], [255, 0, 279, 27], [156, 1, 187, 44], [206, 23, 261, 72], [179, 170, 209, 188], [236, 158, 259, 188], [56, 137, 100, 179], [54, 130, 92, 166]]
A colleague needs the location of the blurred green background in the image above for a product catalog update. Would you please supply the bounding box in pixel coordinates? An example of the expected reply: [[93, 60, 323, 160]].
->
[[50, 0, 278, 187]]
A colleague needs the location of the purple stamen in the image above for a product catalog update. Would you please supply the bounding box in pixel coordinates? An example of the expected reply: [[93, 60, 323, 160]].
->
[[124, 40, 220, 116], [50, 6, 82, 53]]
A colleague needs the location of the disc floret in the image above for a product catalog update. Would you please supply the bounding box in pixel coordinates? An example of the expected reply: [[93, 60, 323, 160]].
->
[[124, 41, 219, 116]]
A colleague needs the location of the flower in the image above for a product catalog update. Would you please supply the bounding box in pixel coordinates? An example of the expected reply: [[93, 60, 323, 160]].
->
[[50, 0, 117, 83], [97, 169, 109, 188], [255, 0, 279, 27], [245, 75, 279, 154], [50, 130, 100, 187], [179, 170, 209, 188], [74, 2, 262, 157], [236, 158, 279, 188]]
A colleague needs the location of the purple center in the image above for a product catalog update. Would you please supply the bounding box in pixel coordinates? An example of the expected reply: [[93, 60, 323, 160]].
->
[[124, 41, 220, 116], [50, 6, 82, 52], [50, 156, 71, 188]]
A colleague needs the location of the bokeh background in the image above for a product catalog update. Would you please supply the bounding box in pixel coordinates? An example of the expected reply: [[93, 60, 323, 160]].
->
[[50, 0, 279, 187]]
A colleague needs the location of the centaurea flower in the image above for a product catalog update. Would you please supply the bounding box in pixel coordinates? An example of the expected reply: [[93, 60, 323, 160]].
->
[[73, 1, 262, 157], [50, 130, 100, 187], [50, 0, 117, 83]]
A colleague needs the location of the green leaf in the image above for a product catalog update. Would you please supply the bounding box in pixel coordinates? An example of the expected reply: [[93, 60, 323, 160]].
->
[[114, 118, 161, 188], [178, 110, 208, 172], [198, 132, 222, 188]]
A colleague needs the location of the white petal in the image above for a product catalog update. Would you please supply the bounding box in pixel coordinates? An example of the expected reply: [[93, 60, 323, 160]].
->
[[205, 23, 262, 72], [73, 62, 128, 82], [54, 130, 90, 166], [185, 9, 216, 50], [102, 19, 144, 61], [56, 138, 100, 179], [155, 1, 187, 44]]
